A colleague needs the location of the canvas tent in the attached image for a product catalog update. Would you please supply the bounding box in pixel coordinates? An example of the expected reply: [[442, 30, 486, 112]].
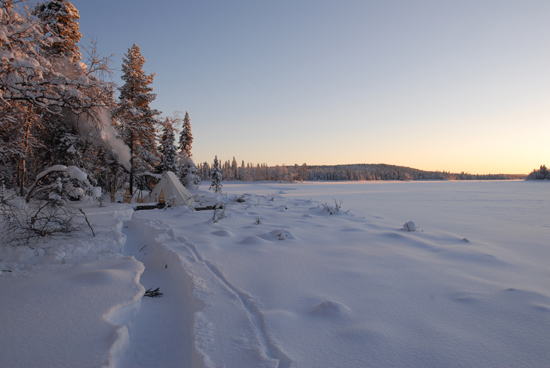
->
[[145, 171, 194, 206]]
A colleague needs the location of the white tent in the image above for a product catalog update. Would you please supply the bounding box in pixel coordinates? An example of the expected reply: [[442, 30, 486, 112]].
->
[[145, 171, 194, 206]]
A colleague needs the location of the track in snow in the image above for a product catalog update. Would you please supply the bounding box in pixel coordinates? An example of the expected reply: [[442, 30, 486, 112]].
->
[[120, 221, 199, 368], [181, 239, 292, 368]]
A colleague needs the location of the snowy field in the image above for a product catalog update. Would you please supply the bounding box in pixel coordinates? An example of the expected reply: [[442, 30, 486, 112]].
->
[[1, 180, 549, 368]]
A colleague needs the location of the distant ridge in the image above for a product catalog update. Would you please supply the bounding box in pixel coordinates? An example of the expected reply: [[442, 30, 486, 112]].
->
[[304, 163, 526, 181], [197, 160, 526, 182]]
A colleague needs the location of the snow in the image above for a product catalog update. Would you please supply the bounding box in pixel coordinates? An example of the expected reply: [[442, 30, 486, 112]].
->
[[35, 164, 69, 181], [92, 186, 102, 198], [0, 205, 141, 367], [66, 165, 88, 182], [34, 165, 88, 182], [1, 181, 549, 368], [0, 258, 144, 368]]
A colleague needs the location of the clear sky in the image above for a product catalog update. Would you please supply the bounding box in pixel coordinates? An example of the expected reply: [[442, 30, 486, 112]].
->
[[69, 0, 548, 174]]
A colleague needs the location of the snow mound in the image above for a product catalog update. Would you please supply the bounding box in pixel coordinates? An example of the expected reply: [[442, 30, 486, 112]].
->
[[239, 235, 269, 246], [308, 300, 351, 318], [211, 229, 234, 237], [340, 226, 368, 233], [259, 229, 297, 241]]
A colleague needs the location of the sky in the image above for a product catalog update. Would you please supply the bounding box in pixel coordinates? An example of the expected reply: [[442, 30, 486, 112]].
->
[[67, 0, 548, 174]]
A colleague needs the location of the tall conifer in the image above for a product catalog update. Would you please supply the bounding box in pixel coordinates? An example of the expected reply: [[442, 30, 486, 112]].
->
[[116, 44, 160, 194], [178, 111, 193, 157], [157, 117, 178, 174]]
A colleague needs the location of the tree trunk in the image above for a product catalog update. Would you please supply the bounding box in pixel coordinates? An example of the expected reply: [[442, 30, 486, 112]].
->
[[129, 132, 134, 199], [110, 170, 117, 203], [19, 115, 32, 197]]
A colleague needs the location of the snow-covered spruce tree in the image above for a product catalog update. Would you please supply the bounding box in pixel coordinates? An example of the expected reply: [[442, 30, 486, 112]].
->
[[33, 0, 81, 62], [174, 111, 200, 188], [156, 117, 178, 174], [178, 154, 201, 189], [115, 44, 160, 195], [209, 155, 223, 193], [178, 111, 193, 158]]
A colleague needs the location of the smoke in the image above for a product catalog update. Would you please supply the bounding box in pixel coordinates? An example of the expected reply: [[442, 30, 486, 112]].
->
[[77, 108, 131, 171], [97, 109, 131, 171]]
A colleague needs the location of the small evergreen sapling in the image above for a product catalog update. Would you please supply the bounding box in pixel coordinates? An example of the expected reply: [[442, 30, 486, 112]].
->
[[209, 155, 223, 193]]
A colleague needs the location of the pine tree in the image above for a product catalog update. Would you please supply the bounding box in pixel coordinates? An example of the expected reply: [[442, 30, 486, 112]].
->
[[209, 155, 223, 193], [178, 111, 193, 157], [157, 117, 178, 174], [231, 156, 238, 180], [116, 44, 160, 195], [33, 0, 82, 62]]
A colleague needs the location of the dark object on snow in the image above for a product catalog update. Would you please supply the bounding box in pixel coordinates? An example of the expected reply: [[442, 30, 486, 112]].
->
[[197, 202, 225, 212], [235, 194, 249, 203], [195, 205, 218, 211], [135, 203, 166, 211], [144, 287, 163, 298], [402, 221, 418, 232]]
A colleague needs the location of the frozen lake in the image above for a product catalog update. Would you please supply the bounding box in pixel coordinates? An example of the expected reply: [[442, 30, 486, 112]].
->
[[223, 180, 550, 261], [164, 179, 550, 367]]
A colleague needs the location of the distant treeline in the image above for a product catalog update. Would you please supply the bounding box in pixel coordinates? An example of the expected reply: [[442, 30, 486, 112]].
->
[[197, 160, 526, 182], [526, 165, 549, 180]]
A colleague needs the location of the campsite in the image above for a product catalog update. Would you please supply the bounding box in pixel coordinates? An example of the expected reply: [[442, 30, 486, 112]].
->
[[1, 1, 548, 366]]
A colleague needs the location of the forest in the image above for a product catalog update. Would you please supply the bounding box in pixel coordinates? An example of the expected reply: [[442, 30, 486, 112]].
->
[[197, 160, 526, 182], [526, 165, 550, 180], [0, 0, 199, 203]]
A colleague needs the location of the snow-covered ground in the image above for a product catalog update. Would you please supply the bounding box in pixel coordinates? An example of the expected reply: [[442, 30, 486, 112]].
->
[[1, 180, 549, 367]]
